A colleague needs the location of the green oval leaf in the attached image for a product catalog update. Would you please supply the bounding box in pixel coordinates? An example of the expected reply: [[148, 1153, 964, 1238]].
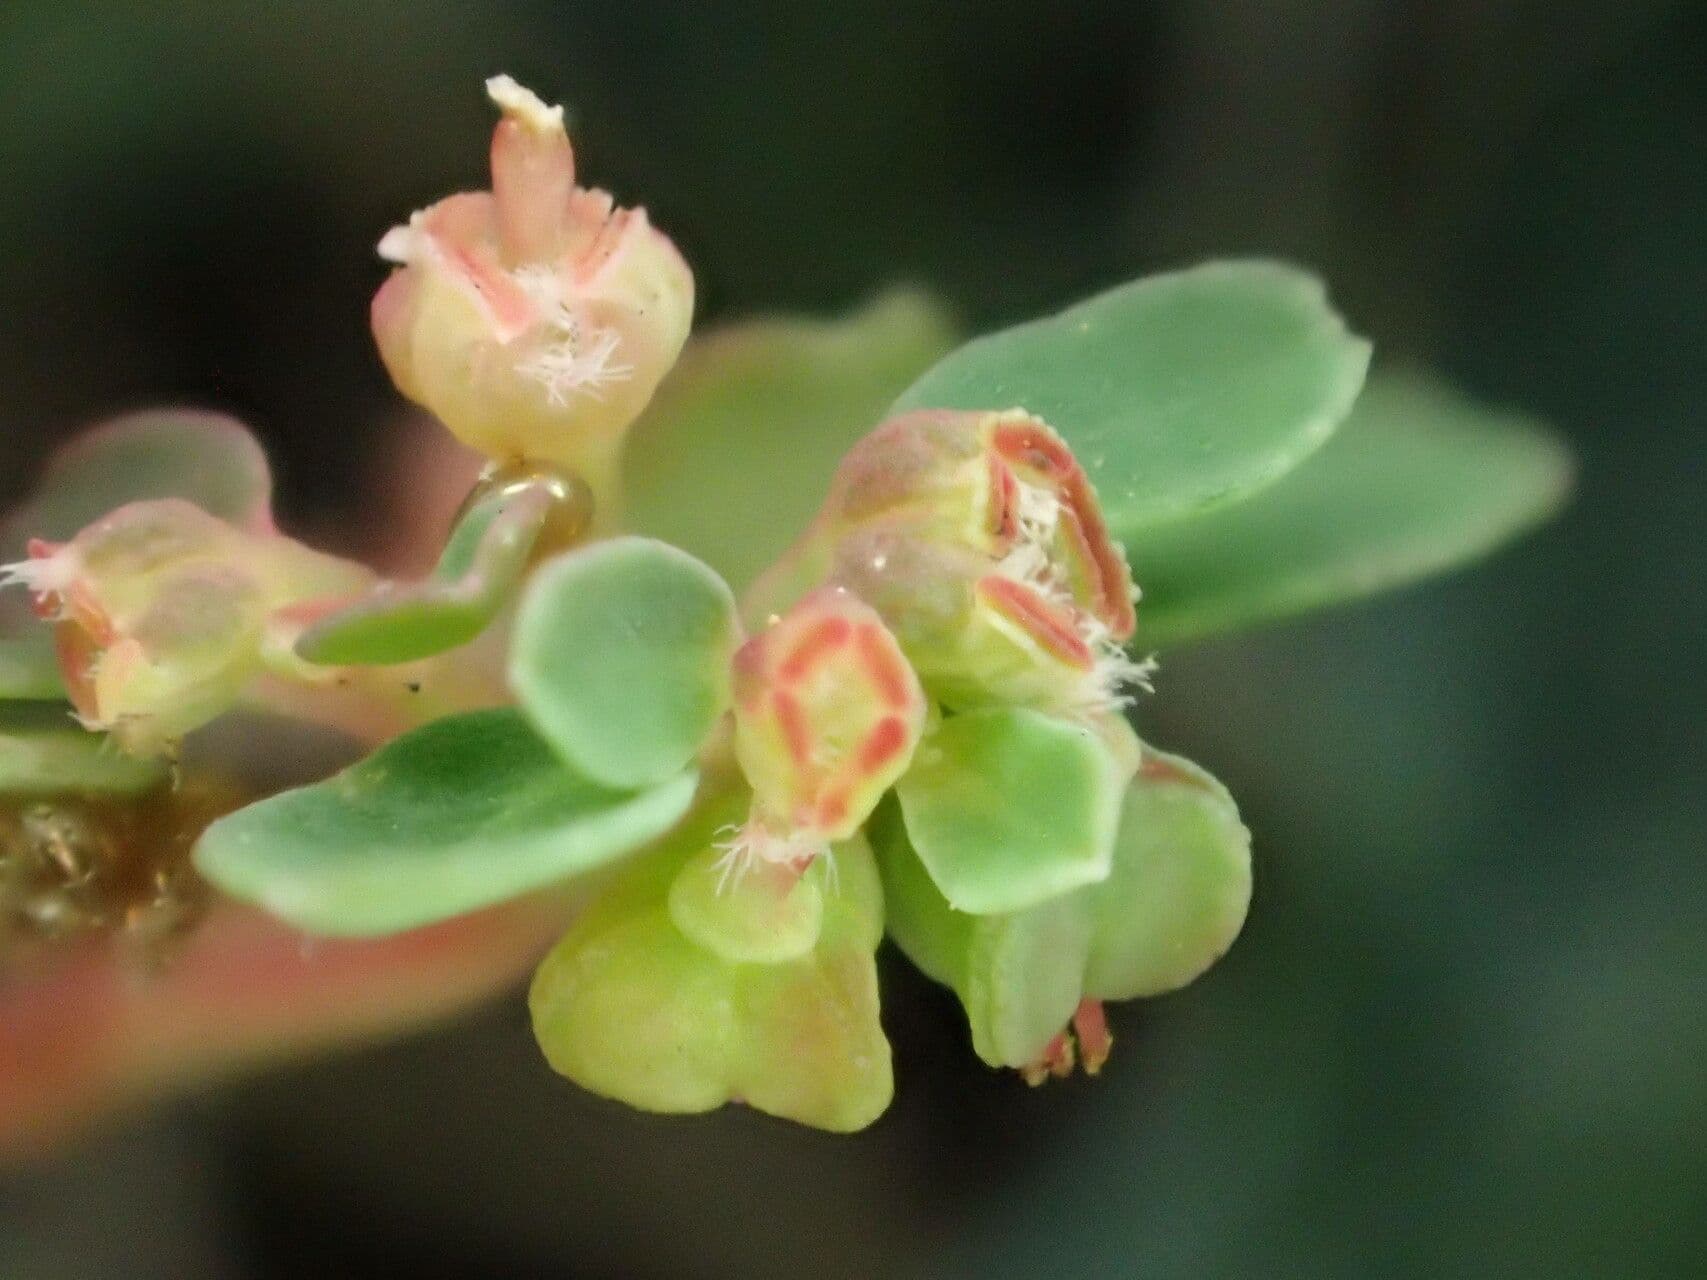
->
[[193, 708, 697, 936], [892, 260, 1371, 541], [621, 292, 958, 592], [510, 537, 740, 790], [868, 796, 971, 989], [962, 893, 1095, 1070], [895, 708, 1124, 915], [1130, 369, 1575, 648], [0, 702, 168, 795], [1083, 748, 1252, 999], [295, 480, 554, 665], [5, 410, 272, 544]]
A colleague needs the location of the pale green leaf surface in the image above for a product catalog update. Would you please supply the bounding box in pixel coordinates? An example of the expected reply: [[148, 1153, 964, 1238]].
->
[[193, 708, 697, 936], [667, 843, 825, 964], [877, 743, 1252, 1068], [510, 537, 739, 790], [530, 819, 892, 1132], [892, 260, 1371, 541], [1129, 369, 1575, 648], [294, 482, 553, 665], [895, 708, 1123, 915], [1082, 747, 1252, 1000]]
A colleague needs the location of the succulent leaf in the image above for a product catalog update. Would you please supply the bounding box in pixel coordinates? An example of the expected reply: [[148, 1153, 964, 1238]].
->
[[892, 260, 1372, 543], [666, 842, 826, 964], [294, 475, 559, 666], [510, 537, 740, 790], [1130, 369, 1576, 648], [194, 708, 698, 936], [894, 707, 1127, 915], [1081, 748, 1253, 1000], [876, 743, 1251, 1070]]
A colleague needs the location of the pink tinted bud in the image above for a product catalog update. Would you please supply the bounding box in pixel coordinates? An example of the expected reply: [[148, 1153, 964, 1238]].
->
[[817, 410, 1147, 716], [1, 501, 372, 755], [371, 77, 694, 494], [725, 588, 925, 876]]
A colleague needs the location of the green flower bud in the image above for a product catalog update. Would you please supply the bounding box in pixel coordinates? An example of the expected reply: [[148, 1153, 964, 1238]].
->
[[2, 501, 371, 754], [773, 408, 1152, 717], [529, 795, 892, 1132]]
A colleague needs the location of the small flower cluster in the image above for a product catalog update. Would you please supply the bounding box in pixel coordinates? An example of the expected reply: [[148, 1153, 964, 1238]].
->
[[1, 78, 1261, 1134]]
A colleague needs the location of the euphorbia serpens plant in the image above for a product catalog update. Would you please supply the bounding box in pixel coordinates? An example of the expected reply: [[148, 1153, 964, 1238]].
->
[[0, 77, 1574, 1136]]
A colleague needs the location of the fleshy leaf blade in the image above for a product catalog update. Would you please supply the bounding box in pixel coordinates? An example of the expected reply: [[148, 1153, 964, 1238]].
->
[[876, 743, 1252, 1070], [193, 708, 697, 936], [294, 480, 555, 665], [895, 708, 1124, 915], [1082, 747, 1253, 1000], [1130, 369, 1575, 648], [530, 821, 892, 1131], [892, 260, 1371, 540], [510, 537, 740, 790]]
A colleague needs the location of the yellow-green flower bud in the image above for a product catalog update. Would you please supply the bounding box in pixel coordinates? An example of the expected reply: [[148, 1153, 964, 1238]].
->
[[3, 500, 372, 754]]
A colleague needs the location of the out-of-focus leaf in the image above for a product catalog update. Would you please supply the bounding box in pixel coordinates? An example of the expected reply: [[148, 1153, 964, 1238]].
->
[[3, 410, 273, 544], [0, 634, 61, 702], [0, 411, 274, 698], [1130, 370, 1575, 648], [895, 708, 1124, 915], [621, 292, 958, 592], [510, 538, 739, 790], [193, 708, 697, 936], [0, 703, 167, 795], [892, 260, 1371, 543], [295, 480, 555, 666]]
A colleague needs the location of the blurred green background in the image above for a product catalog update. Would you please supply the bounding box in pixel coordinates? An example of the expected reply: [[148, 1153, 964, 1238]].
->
[[1, 2, 1702, 1276]]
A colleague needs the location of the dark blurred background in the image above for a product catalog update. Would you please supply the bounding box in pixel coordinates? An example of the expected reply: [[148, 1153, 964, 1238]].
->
[[1, 2, 1702, 1276]]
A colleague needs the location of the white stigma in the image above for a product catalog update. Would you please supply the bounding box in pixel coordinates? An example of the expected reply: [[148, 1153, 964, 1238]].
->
[[0, 552, 75, 610], [485, 75, 565, 133]]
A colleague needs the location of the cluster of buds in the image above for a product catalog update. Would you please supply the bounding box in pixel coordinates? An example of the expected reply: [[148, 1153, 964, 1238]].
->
[[372, 76, 694, 505], [715, 408, 1202, 1084], [766, 408, 1154, 719]]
